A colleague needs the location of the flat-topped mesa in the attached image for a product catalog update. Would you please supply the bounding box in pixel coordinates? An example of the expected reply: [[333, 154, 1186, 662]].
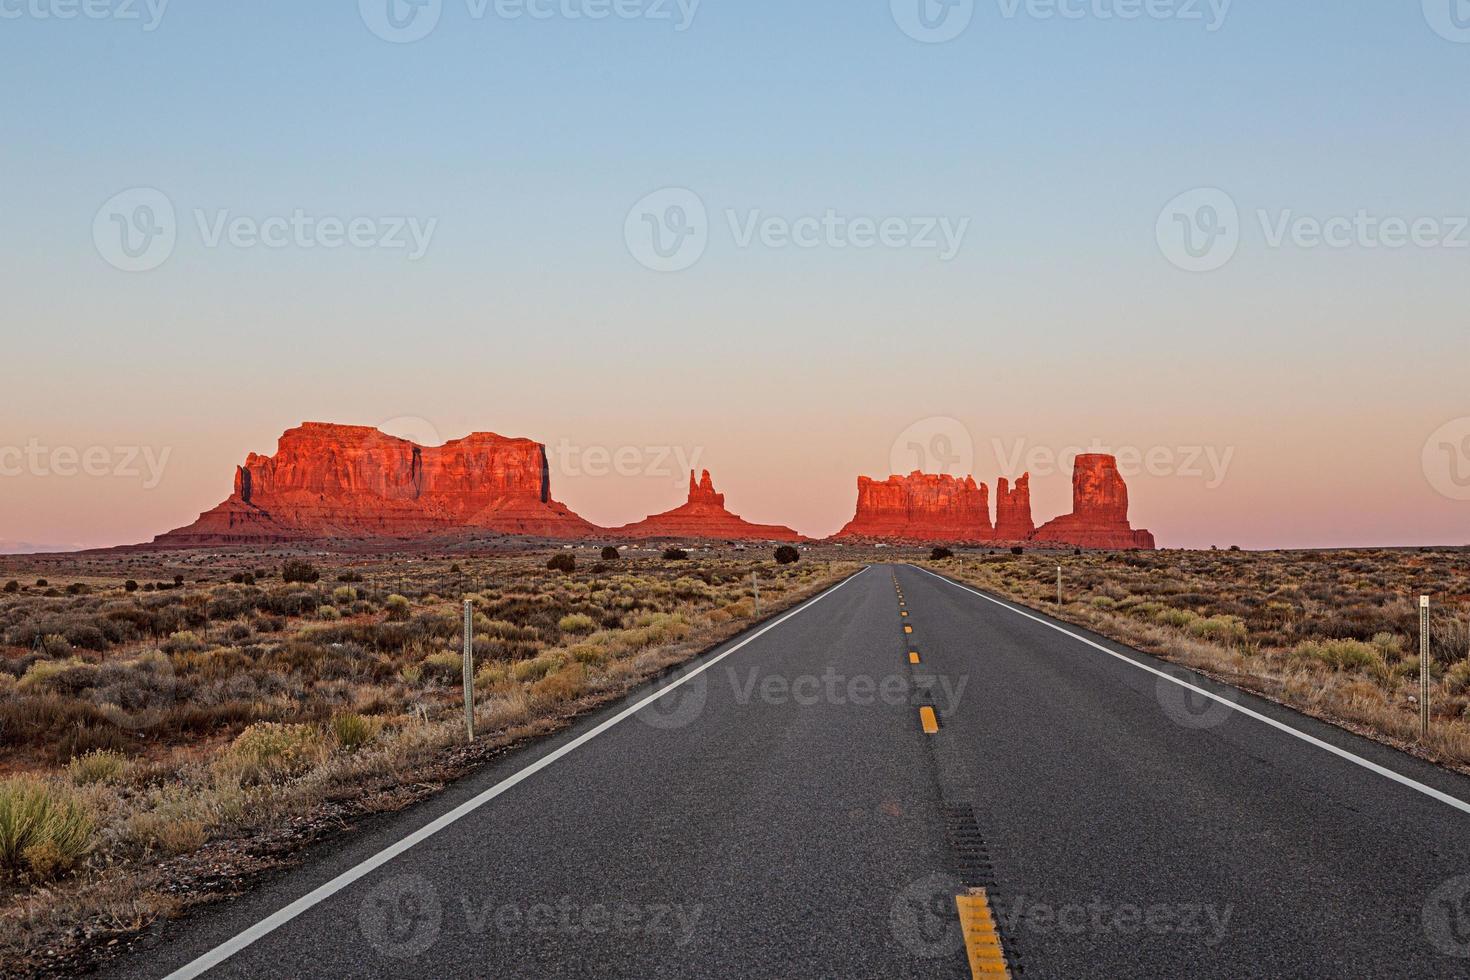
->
[[994, 474, 1035, 541], [1031, 453, 1156, 550], [151, 422, 596, 546], [834, 472, 994, 543], [611, 470, 803, 541]]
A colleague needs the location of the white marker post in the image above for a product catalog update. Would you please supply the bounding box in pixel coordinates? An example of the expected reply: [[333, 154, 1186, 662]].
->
[[463, 599, 475, 743], [753, 572, 761, 617], [1420, 595, 1431, 740], [1057, 566, 1063, 608]]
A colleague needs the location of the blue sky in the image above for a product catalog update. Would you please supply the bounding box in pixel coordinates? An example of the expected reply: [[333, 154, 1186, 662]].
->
[[3, 0, 1469, 548]]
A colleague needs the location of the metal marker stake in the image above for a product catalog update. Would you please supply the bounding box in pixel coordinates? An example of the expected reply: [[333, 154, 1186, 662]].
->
[[1420, 595, 1431, 740], [463, 599, 475, 743], [753, 572, 761, 617]]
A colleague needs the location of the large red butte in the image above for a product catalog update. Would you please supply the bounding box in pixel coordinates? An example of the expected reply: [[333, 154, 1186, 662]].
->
[[610, 470, 804, 541]]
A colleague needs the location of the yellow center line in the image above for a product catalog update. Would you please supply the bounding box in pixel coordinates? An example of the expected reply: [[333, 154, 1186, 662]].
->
[[904, 625, 912, 634], [956, 889, 1011, 977], [919, 706, 939, 734], [909, 651, 920, 665]]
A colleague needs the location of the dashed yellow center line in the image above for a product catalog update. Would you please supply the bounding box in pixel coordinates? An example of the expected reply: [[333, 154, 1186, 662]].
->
[[909, 651, 920, 665], [919, 706, 939, 734], [901, 611, 908, 617], [956, 889, 1011, 977], [904, 625, 913, 634]]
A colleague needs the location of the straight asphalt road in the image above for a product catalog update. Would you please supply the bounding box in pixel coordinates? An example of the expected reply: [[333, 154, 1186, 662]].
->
[[108, 563, 1470, 979]]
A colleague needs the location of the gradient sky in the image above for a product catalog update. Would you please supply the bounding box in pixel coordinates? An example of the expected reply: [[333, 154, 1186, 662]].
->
[[2, 1, 1468, 550]]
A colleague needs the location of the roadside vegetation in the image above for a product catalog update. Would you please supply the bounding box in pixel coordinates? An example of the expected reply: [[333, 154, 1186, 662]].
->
[[0, 550, 852, 977], [926, 548, 1470, 768]]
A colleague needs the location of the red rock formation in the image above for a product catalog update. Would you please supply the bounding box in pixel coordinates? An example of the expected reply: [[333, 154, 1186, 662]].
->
[[834, 472, 993, 543], [152, 423, 596, 546], [994, 474, 1035, 541], [1031, 454, 1156, 550], [611, 470, 803, 541]]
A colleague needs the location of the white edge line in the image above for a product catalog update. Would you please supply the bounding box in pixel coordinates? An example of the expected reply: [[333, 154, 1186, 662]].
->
[[162, 566, 871, 980], [912, 564, 1470, 818]]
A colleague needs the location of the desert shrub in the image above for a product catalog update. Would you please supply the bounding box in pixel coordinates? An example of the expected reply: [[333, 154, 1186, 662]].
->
[[1292, 639, 1381, 673], [1187, 616, 1248, 646], [547, 553, 576, 573], [124, 580, 138, 593], [331, 712, 381, 752], [65, 583, 88, 596], [384, 595, 412, 622], [4, 581, 19, 594], [1010, 547, 1024, 556], [420, 651, 463, 685], [662, 548, 689, 561], [220, 723, 319, 782], [162, 630, 206, 654], [532, 663, 586, 703], [67, 750, 127, 785], [0, 777, 94, 880], [512, 655, 560, 684], [332, 586, 358, 605], [399, 663, 423, 685], [281, 560, 320, 584], [601, 546, 621, 561], [558, 613, 597, 635], [35, 579, 47, 587], [930, 547, 954, 560], [775, 545, 801, 565]]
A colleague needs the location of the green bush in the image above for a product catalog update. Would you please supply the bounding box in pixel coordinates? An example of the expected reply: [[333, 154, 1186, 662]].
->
[[332, 586, 358, 605], [558, 613, 597, 634], [385, 595, 412, 622], [547, 553, 576, 573], [331, 712, 381, 752], [3, 581, 19, 594], [0, 777, 94, 880], [775, 545, 801, 565], [281, 560, 320, 584], [601, 546, 621, 561], [67, 750, 127, 785], [1293, 639, 1381, 673], [222, 723, 319, 780]]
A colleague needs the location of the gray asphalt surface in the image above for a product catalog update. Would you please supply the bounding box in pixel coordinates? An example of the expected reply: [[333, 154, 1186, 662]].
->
[[107, 563, 1470, 979]]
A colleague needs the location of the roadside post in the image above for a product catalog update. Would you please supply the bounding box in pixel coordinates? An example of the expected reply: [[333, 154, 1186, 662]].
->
[[753, 572, 761, 617], [1420, 595, 1431, 740], [463, 599, 475, 743], [1057, 566, 1063, 608]]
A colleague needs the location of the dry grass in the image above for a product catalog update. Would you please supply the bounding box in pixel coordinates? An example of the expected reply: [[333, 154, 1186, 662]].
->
[[0, 549, 853, 976], [925, 547, 1470, 768]]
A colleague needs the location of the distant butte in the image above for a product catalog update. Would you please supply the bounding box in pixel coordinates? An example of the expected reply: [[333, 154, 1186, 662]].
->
[[141, 423, 1158, 550], [610, 470, 804, 542]]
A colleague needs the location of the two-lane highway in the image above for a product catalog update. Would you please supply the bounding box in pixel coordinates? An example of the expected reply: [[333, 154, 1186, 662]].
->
[[110, 563, 1470, 979]]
